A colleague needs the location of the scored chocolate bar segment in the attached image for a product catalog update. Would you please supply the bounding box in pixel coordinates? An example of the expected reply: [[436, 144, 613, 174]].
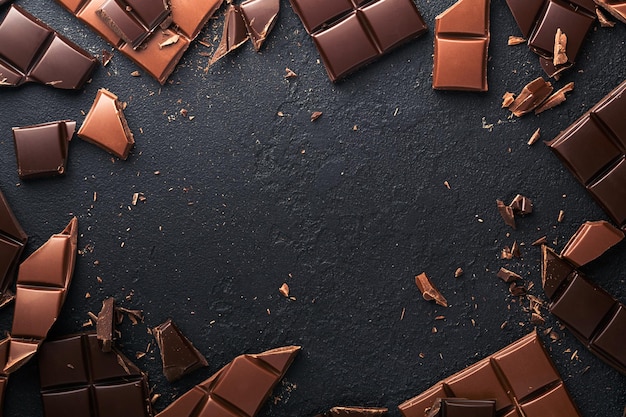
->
[[156, 345, 300, 417], [595, 0, 626, 23], [153, 319, 208, 382], [548, 80, 626, 228], [39, 333, 152, 417], [541, 246, 626, 375], [427, 399, 495, 417], [398, 331, 581, 417], [316, 407, 388, 416], [0, 188, 27, 308], [433, 0, 490, 92], [505, 0, 595, 77], [0, 5, 97, 89], [289, 0, 427, 82], [561, 221, 624, 267], [12, 120, 75, 179], [4, 217, 78, 374]]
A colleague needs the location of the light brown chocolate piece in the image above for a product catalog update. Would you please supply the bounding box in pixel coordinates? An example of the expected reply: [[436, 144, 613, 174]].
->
[[528, 128, 541, 145], [535, 82, 574, 115], [415, 273, 447, 307], [507, 35, 526, 45], [553, 28, 568, 66], [501, 92, 515, 108], [509, 77, 553, 117], [596, 7, 616, 27], [561, 220, 624, 267], [96, 297, 115, 352]]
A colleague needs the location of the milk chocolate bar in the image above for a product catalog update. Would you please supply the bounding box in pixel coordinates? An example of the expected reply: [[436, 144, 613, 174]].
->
[[0, 188, 27, 308]]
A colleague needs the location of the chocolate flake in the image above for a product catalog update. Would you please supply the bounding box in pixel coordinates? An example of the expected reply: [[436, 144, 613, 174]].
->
[[509, 194, 533, 215], [454, 267, 463, 278], [153, 319, 208, 382], [415, 273, 448, 307], [507, 35, 526, 45], [509, 282, 526, 296], [528, 128, 541, 145], [501, 92, 515, 108], [310, 111, 323, 122], [509, 77, 553, 117], [284, 67, 297, 78], [497, 267, 522, 283], [96, 297, 116, 352], [279, 282, 289, 297], [561, 220, 624, 267], [497, 199, 516, 229], [159, 34, 180, 49], [535, 82, 574, 115], [511, 241, 521, 258]]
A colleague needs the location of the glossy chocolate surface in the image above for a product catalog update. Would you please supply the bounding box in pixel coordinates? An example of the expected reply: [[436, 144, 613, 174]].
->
[[289, 0, 427, 82], [541, 246, 626, 375], [548, 80, 626, 227], [0, 5, 96, 89], [398, 331, 581, 417], [561, 221, 624, 267], [12, 120, 75, 180], [157, 345, 300, 417], [153, 319, 207, 382], [433, 0, 490, 92], [0, 189, 27, 308], [240, 0, 280, 51], [39, 333, 152, 417], [210, 4, 249, 65]]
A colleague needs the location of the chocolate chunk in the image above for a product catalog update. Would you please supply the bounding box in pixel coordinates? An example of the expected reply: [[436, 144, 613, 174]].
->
[[96, 297, 116, 352], [78, 89, 135, 160], [427, 398, 495, 417], [0, 5, 97, 89], [0, 188, 27, 308], [497, 267, 522, 283], [496, 199, 516, 229], [39, 333, 153, 417], [433, 0, 490, 91], [317, 407, 388, 417], [547, 80, 626, 227], [156, 345, 300, 417], [509, 77, 553, 117], [594, 0, 626, 24], [541, 248, 626, 374], [399, 331, 581, 417], [209, 4, 249, 65], [153, 319, 208, 382], [12, 120, 75, 180], [240, 0, 280, 51], [415, 273, 448, 307], [509, 194, 533, 215], [289, 0, 427, 82], [561, 220, 624, 267], [5, 217, 78, 374]]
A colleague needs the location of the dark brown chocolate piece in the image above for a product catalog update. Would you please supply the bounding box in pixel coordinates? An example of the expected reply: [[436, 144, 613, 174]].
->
[[509, 194, 533, 214], [509, 77, 553, 117], [289, 0, 427, 82], [398, 331, 582, 417], [548, 80, 626, 228], [210, 4, 249, 65], [4, 218, 77, 374], [78, 89, 134, 159], [156, 345, 300, 417], [561, 220, 623, 267], [317, 407, 388, 417], [39, 333, 152, 417], [96, 297, 115, 352], [497, 267, 522, 283], [541, 246, 626, 374], [0, 5, 97, 89], [595, 0, 626, 23], [0, 188, 27, 308], [240, 0, 280, 51], [12, 120, 75, 180], [415, 273, 448, 307], [427, 399, 495, 417], [496, 199, 516, 229], [433, 0, 490, 92], [153, 319, 207, 382]]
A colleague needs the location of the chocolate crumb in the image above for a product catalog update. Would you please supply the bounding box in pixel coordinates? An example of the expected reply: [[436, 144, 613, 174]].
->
[[553, 28, 568, 66], [558, 210, 565, 223], [415, 272, 448, 307], [501, 246, 513, 260], [130, 70, 140, 77], [284, 68, 297, 78], [279, 283, 289, 297], [497, 267, 522, 283], [310, 111, 323, 122], [507, 36, 526, 46], [528, 128, 541, 145], [454, 267, 463, 278], [444, 181, 451, 189]]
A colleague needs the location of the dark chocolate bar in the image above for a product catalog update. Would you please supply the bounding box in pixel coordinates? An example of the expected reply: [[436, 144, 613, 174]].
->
[[0, 188, 27, 308], [427, 399, 495, 417], [153, 319, 207, 382], [505, 0, 596, 77], [289, 0, 427, 82], [0, 5, 97, 89], [433, 0, 490, 92], [398, 331, 582, 417], [156, 345, 300, 417], [39, 333, 152, 417], [4, 218, 78, 374], [541, 246, 626, 375], [316, 407, 388, 417], [547, 80, 626, 228], [12, 120, 75, 179]]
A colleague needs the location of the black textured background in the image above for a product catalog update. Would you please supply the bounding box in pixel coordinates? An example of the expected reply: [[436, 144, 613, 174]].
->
[[0, 0, 624, 416]]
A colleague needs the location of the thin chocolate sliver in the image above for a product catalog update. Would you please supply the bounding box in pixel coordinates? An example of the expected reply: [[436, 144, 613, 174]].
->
[[96, 297, 116, 352], [153, 319, 208, 382], [415, 273, 447, 307], [156, 345, 300, 417], [509, 194, 533, 215], [317, 407, 388, 417], [595, 0, 626, 24], [561, 221, 624, 267], [0, 188, 27, 308], [509, 77, 553, 117], [427, 398, 495, 417]]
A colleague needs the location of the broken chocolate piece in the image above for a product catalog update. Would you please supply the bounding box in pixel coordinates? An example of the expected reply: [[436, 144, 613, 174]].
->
[[501, 92, 515, 108], [596, 6, 616, 26], [497, 267, 522, 283], [433, 0, 490, 91], [12, 120, 75, 180], [595, 0, 626, 24], [553, 28, 567, 66], [497, 199, 516, 229], [240, 0, 279, 51], [509, 77, 554, 117], [153, 319, 208, 382], [561, 220, 624, 267], [78, 89, 134, 160], [5, 217, 78, 374], [0, 188, 27, 308], [535, 81, 574, 114], [509, 194, 533, 215], [317, 407, 388, 417], [210, 4, 249, 65], [528, 128, 541, 145], [415, 273, 448, 307], [156, 345, 300, 417], [507, 35, 526, 45], [427, 399, 495, 417], [96, 297, 115, 352]]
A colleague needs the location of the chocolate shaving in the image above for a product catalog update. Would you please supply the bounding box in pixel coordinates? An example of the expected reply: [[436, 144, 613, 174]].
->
[[116, 306, 143, 325], [507, 36, 526, 46], [501, 92, 515, 108], [415, 273, 448, 307], [532, 236, 548, 246], [279, 283, 289, 297], [454, 267, 463, 278], [159, 34, 180, 49], [511, 241, 521, 258], [497, 199, 516, 229], [497, 267, 522, 283], [509, 77, 553, 117], [509, 194, 533, 215], [596, 6, 616, 27], [310, 111, 323, 122], [535, 82, 574, 115], [528, 128, 541, 145], [102, 49, 113, 66], [509, 282, 526, 296], [553, 28, 568, 66]]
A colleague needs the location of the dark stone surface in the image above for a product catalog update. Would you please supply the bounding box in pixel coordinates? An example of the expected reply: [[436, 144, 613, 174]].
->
[[0, 0, 624, 416]]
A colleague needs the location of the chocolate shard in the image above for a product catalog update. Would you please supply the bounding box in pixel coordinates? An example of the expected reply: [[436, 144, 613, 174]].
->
[[0, 5, 97, 89], [96, 297, 116, 352], [535, 81, 574, 115], [541, 245, 574, 299], [497, 267, 522, 283], [153, 319, 208, 382], [427, 399, 495, 417], [399, 331, 581, 417], [496, 199, 516, 229], [209, 4, 249, 65], [12, 120, 75, 180], [509, 194, 533, 215], [4, 217, 78, 374], [39, 333, 153, 417], [594, 0, 626, 24], [0, 188, 27, 308], [509, 77, 553, 117], [78, 89, 135, 160], [433, 0, 490, 91], [317, 407, 388, 417], [240, 0, 280, 51], [561, 220, 624, 267], [415, 273, 448, 307], [156, 345, 300, 417]]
